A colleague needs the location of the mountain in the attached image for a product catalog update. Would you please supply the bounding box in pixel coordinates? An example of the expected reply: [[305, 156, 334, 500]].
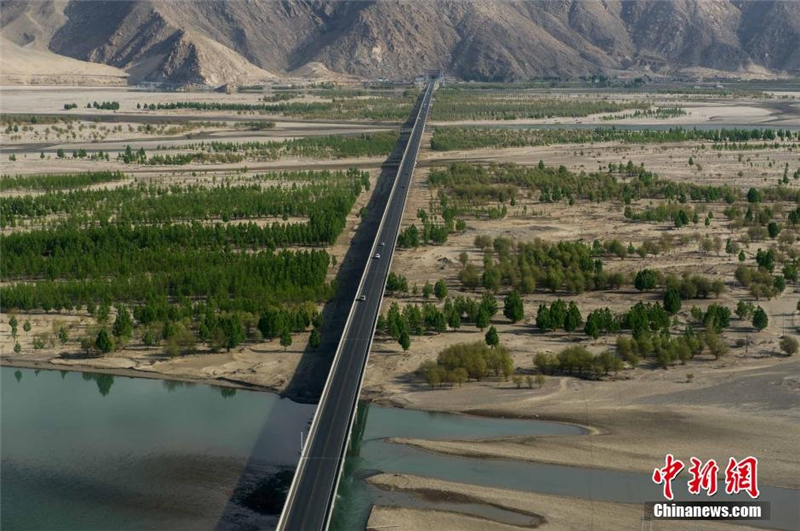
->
[[2, 0, 799, 86]]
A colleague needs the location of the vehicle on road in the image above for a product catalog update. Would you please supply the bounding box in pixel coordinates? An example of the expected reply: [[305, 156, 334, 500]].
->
[[374, 253, 381, 259], [358, 295, 366, 301]]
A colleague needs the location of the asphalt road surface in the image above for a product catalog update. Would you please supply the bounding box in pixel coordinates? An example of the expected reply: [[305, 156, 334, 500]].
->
[[277, 82, 434, 531]]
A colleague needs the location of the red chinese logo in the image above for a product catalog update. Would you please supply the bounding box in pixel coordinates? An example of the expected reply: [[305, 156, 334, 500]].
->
[[687, 457, 719, 496], [653, 455, 761, 500], [652, 454, 685, 500], [724, 456, 760, 499]]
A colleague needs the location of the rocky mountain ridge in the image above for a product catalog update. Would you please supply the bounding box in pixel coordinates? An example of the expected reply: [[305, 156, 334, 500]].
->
[[1, 0, 798, 85]]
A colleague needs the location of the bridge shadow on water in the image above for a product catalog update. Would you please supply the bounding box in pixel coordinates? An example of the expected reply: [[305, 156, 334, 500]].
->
[[214, 98, 424, 530]]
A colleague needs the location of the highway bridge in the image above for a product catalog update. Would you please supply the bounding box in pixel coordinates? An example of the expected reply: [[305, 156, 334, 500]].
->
[[276, 81, 435, 531]]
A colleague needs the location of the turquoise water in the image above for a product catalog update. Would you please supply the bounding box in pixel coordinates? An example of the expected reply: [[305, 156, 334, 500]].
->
[[3, 368, 797, 531], [334, 404, 800, 531], [1, 367, 314, 531]]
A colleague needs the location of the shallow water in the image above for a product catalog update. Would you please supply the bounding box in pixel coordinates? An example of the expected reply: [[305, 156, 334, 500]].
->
[[0, 367, 315, 531], [3, 368, 797, 531], [333, 404, 800, 531]]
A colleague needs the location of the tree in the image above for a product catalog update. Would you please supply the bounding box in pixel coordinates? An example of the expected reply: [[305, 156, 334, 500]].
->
[[112, 305, 134, 339], [459, 263, 480, 291], [663, 288, 682, 315], [536, 303, 552, 332], [434, 279, 448, 300], [480, 294, 498, 317], [58, 326, 69, 344], [752, 307, 768, 331], [485, 326, 500, 348], [422, 282, 433, 299], [736, 300, 754, 320], [56, 148, 65, 158], [399, 330, 411, 351], [584, 313, 601, 339], [780, 336, 798, 356], [280, 330, 293, 350], [452, 367, 468, 387], [96, 329, 114, 353], [14, 343, 21, 354], [564, 302, 582, 333], [747, 187, 762, 203], [9, 315, 18, 339], [634, 269, 657, 291], [475, 308, 490, 330], [535, 373, 546, 389], [704, 330, 729, 360], [219, 313, 245, 351], [503, 291, 524, 323], [767, 222, 781, 239], [309, 327, 321, 349], [22, 320, 31, 333], [447, 311, 461, 330], [97, 303, 110, 325]]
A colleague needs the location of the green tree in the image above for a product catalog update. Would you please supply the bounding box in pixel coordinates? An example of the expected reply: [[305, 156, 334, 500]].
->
[[9, 315, 18, 339], [219, 313, 245, 351], [309, 327, 321, 348], [280, 330, 293, 350], [95, 329, 114, 353], [22, 320, 31, 333], [58, 326, 69, 344], [14, 342, 21, 354], [475, 308, 490, 330], [485, 326, 500, 348], [564, 302, 582, 333], [767, 222, 781, 239], [399, 330, 411, 351], [447, 311, 461, 330], [663, 288, 682, 315], [634, 269, 657, 291], [97, 303, 110, 325], [752, 307, 768, 331], [503, 291, 524, 323], [422, 282, 433, 299], [434, 279, 448, 300], [112, 305, 134, 339]]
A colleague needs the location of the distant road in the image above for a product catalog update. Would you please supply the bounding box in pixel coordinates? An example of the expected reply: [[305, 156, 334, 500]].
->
[[277, 82, 434, 531]]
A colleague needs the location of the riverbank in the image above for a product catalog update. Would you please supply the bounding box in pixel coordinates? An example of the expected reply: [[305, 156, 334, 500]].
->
[[0, 358, 271, 392], [370, 355, 800, 490], [366, 474, 767, 531]]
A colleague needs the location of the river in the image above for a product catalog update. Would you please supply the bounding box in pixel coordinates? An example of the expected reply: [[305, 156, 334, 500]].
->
[[2, 367, 798, 530]]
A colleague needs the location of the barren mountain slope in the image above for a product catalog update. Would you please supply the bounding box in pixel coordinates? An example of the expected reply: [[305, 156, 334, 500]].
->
[[1, 0, 799, 85]]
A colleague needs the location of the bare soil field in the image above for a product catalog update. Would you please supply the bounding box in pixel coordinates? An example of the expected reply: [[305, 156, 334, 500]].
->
[[366, 474, 767, 531]]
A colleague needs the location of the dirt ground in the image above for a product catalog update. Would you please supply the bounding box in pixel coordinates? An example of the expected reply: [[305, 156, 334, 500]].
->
[[366, 474, 768, 531]]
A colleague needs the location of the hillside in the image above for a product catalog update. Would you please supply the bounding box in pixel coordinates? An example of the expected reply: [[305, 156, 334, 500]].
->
[[2, 0, 799, 85]]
